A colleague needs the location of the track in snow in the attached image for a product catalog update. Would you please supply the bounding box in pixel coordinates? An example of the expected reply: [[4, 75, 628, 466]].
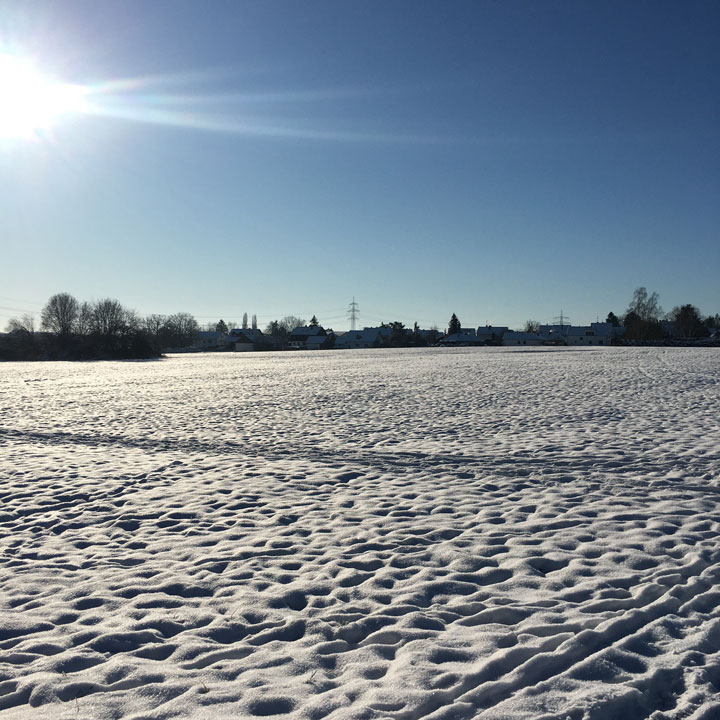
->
[[1, 346, 719, 719]]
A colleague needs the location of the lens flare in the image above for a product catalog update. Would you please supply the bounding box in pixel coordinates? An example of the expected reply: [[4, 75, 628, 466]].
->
[[0, 52, 436, 145]]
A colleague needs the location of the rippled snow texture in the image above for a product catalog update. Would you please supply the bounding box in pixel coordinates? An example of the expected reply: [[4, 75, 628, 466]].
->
[[1, 347, 719, 720]]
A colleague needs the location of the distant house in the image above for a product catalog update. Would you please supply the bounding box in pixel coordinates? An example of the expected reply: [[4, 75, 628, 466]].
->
[[288, 325, 327, 350], [439, 330, 481, 346], [227, 328, 264, 352], [538, 324, 570, 344], [305, 333, 333, 350], [193, 331, 226, 350], [567, 322, 614, 346], [476, 326, 509, 345], [334, 327, 384, 349], [416, 328, 441, 344], [502, 331, 543, 346]]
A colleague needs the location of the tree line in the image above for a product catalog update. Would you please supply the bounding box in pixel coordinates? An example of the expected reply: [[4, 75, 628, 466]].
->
[[2, 296, 330, 359], [446, 288, 718, 344], [1, 292, 202, 360], [4, 287, 717, 360], [608, 287, 718, 342]]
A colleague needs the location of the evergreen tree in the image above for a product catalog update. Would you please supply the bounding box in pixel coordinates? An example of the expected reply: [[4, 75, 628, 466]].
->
[[704, 313, 720, 330], [309, 315, 319, 327], [669, 305, 708, 339], [606, 312, 620, 327], [448, 313, 461, 335]]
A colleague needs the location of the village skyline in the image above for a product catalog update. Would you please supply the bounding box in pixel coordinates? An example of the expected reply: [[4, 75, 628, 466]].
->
[[4, 285, 719, 339], [3, 286, 718, 361]]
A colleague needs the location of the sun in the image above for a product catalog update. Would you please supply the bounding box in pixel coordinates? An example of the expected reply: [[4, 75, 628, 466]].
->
[[0, 53, 86, 139]]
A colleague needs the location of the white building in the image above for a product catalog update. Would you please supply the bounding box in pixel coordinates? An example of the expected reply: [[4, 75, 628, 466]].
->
[[305, 334, 331, 350], [288, 325, 326, 349], [228, 328, 264, 351], [502, 331, 543, 346], [193, 331, 226, 349], [334, 328, 383, 349], [538, 324, 570, 344], [566, 322, 613, 346], [476, 326, 509, 344], [439, 330, 480, 346]]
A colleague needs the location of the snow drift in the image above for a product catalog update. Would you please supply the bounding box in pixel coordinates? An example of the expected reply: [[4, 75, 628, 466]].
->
[[1, 346, 719, 719]]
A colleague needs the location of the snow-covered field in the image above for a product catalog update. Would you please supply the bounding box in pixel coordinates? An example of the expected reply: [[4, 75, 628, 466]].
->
[[1, 347, 719, 720]]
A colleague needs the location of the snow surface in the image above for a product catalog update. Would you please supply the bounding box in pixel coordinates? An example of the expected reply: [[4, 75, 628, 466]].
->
[[1, 346, 719, 720]]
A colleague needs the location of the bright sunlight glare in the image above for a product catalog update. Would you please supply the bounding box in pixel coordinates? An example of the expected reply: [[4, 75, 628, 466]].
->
[[0, 51, 371, 143], [0, 53, 87, 139]]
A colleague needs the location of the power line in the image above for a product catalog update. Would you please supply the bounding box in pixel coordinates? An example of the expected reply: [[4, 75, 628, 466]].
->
[[347, 297, 359, 331], [552, 310, 570, 329], [0, 304, 41, 314], [361, 307, 444, 327], [167, 307, 348, 320]]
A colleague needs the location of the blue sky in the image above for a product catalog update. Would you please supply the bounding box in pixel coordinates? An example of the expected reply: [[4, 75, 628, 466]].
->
[[1, 0, 718, 331]]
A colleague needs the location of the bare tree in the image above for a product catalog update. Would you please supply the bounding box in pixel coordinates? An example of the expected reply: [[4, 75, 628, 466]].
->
[[264, 316, 305, 342], [125, 309, 141, 333], [90, 298, 127, 336], [164, 312, 199, 346], [251, 314, 257, 330], [624, 287, 664, 341], [144, 314, 167, 337], [242, 312, 248, 330], [75, 302, 94, 335], [5, 314, 35, 334], [279, 316, 305, 333], [41, 292, 79, 335], [523, 319, 540, 333], [627, 287, 662, 323]]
